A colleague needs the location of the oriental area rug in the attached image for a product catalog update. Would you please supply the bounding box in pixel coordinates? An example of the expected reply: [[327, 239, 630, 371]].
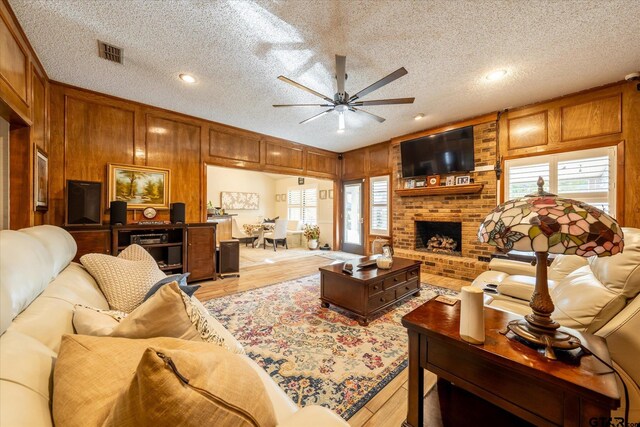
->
[[204, 273, 456, 420]]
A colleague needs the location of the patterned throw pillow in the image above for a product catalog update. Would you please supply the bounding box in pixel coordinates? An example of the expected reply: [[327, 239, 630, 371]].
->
[[80, 245, 166, 313]]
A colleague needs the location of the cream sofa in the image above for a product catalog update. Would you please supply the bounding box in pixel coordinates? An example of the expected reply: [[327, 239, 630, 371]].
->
[[471, 227, 640, 420], [0, 225, 348, 427]]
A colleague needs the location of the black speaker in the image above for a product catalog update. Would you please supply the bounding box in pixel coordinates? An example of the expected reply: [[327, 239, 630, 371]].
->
[[170, 202, 185, 224], [66, 180, 102, 225], [110, 201, 127, 225], [217, 239, 240, 277], [167, 246, 182, 266]]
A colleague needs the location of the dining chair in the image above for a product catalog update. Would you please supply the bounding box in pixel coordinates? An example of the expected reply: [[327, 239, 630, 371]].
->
[[263, 219, 288, 251]]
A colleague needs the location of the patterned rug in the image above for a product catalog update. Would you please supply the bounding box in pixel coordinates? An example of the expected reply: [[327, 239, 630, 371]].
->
[[204, 273, 457, 419]]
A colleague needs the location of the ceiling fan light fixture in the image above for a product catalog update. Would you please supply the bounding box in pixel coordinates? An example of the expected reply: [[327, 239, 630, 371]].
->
[[485, 69, 508, 81], [338, 113, 345, 130], [179, 73, 196, 83]]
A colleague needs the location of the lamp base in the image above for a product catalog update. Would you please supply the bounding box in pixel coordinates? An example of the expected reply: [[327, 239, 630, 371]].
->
[[502, 319, 581, 360]]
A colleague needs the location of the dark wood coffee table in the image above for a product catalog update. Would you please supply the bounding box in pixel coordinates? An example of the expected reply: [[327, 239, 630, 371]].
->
[[319, 257, 421, 326], [402, 298, 620, 427]]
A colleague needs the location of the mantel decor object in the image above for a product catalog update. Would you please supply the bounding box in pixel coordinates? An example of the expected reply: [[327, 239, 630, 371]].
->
[[478, 177, 623, 359]]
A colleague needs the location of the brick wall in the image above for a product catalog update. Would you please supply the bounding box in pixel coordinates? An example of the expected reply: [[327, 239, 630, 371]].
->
[[392, 122, 498, 282]]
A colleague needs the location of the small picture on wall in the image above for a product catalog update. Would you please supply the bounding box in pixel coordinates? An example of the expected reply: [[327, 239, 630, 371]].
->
[[455, 175, 471, 185], [328, 190, 333, 199], [280, 193, 286, 201], [445, 176, 455, 186], [276, 194, 281, 202], [319, 190, 327, 200], [34, 148, 48, 211]]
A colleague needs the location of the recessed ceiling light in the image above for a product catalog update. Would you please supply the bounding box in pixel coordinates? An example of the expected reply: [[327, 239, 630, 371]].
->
[[337, 129, 345, 134], [414, 113, 425, 121], [179, 73, 196, 83], [485, 69, 508, 81]]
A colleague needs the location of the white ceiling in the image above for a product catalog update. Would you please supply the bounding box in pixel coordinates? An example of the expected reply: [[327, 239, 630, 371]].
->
[[10, 0, 640, 152]]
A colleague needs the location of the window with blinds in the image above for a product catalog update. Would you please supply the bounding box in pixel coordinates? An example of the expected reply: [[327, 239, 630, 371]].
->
[[370, 175, 390, 236], [287, 187, 318, 225], [504, 146, 616, 216]]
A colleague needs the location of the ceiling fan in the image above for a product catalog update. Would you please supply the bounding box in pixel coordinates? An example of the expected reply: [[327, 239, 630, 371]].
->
[[273, 55, 414, 131]]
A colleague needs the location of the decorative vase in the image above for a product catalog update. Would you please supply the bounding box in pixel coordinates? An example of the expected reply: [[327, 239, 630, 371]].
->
[[376, 256, 393, 269], [308, 239, 319, 250]]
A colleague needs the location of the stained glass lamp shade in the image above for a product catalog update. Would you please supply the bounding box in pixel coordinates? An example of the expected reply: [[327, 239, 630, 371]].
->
[[478, 177, 624, 359]]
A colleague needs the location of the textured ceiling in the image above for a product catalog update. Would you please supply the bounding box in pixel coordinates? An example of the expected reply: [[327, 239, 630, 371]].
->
[[10, 0, 640, 152]]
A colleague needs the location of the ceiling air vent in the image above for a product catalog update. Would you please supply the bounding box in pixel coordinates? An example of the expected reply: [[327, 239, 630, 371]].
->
[[97, 40, 123, 64]]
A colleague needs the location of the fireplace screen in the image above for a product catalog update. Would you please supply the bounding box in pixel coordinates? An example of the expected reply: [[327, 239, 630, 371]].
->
[[415, 221, 462, 256]]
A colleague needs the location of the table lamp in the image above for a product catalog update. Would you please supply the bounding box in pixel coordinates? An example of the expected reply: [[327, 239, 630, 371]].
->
[[478, 177, 624, 359]]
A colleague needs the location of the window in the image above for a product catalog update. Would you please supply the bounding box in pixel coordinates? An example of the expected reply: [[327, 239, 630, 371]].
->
[[504, 146, 616, 216], [287, 187, 317, 225], [370, 175, 390, 236]]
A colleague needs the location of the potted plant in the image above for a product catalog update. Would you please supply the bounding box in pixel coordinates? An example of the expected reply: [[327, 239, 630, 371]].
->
[[303, 224, 320, 249], [207, 201, 216, 215]]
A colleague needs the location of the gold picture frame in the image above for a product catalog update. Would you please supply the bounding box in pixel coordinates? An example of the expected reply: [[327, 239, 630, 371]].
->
[[34, 148, 48, 211], [107, 163, 170, 209]]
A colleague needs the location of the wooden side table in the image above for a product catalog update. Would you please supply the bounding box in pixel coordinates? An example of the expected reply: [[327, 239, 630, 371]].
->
[[401, 299, 620, 427]]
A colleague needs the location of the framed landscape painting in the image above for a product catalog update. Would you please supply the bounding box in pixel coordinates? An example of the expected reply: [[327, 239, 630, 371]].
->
[[107, 163, 170, 209]]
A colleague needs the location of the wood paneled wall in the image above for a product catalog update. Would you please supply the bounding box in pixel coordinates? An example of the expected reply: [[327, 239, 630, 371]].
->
[[47, 82, 339, 226], [498, 81, 640, 226], [1, 0, 49, 229]]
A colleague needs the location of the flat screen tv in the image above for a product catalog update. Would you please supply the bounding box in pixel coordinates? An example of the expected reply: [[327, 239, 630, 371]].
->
[[400, 126, 475, 177]]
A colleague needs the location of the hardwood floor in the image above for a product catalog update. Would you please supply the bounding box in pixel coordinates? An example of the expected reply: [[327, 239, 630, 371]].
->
[[194, 254, 470, 426]]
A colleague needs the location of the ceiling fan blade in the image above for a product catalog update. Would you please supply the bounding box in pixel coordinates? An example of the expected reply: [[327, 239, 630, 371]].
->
[[349, 67, 408, 102], [300, 109, 334, 124], [273, 103, 334, 107], [335, 55, 346, 94], [350, 107, 386, 123], [349, 97, 415, 107], [277, 76, 334, 103]]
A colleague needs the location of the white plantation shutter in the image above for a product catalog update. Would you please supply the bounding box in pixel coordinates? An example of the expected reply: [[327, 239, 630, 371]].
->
[[370, 175, 390, 236], [504, 146, 616, 216], [287, 187, 317, 225]]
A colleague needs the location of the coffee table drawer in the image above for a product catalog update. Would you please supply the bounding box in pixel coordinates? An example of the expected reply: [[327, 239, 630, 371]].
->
[[369, 289, 395, 310], [407, 267, 420, 281], [395, 279, 419, 299], [368, 281, 384, 296], [383, 272, 406, 290]]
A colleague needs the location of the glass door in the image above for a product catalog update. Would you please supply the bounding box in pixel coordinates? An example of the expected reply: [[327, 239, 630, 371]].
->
[[342, 179, 365, 254]]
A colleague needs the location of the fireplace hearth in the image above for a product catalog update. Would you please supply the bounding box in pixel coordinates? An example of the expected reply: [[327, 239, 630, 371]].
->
[[415, 221, 462, 256]]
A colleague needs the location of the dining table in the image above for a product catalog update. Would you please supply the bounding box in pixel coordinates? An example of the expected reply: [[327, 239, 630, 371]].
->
[[242, 223, 275, 248]]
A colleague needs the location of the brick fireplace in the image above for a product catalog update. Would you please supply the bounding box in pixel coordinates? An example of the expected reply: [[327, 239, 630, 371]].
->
[[392, 122, 497, 282]]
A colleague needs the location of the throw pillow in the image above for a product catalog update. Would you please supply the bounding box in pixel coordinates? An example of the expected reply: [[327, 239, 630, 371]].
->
[[111, 281, 217, 344], [102, 346, 277, 427], [143, 272, 199, 301], [72, 305, 126, 336], [80, 244, 166, 312], [52, 335, 246, 427]]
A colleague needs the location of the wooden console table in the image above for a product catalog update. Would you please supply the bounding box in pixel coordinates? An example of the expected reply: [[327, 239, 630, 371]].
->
[[319, 257, 421, 326], [401, 299, 619, 427]]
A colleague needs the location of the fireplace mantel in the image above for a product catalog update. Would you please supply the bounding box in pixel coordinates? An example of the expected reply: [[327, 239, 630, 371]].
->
[[395, 183, 484, 197]]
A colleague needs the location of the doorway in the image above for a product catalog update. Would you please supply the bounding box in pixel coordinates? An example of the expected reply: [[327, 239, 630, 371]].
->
[[342, 179, 364, 254]]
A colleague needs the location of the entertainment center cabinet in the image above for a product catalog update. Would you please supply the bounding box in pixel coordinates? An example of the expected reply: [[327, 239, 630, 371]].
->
[[66, 223, 218, 282]]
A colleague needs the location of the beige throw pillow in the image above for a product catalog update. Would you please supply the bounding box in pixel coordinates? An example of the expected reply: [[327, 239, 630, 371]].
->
[[80, 244, 166, 312], [71, 282, 237, 353], [52, 335, 246, 427], [103, 346, 277, 427]]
